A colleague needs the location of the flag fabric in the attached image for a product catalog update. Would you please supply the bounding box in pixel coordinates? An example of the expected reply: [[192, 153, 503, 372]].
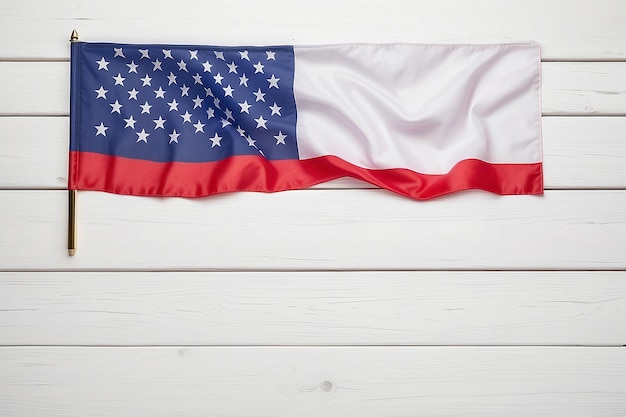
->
[[69, 41, 542, 199]]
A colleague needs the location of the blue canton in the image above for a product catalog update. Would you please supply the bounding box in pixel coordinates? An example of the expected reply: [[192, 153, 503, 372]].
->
[[72, 42, 298, 162]]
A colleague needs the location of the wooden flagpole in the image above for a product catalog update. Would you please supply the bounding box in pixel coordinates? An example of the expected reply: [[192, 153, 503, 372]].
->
[[68, 29, 78, 256]]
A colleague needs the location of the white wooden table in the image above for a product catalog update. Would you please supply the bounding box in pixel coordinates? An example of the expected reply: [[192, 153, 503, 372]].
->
[[1, 1, 625, 415]]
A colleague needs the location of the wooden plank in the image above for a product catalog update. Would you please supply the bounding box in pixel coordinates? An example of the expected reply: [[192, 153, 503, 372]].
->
[[0, 189, 624, 270], [0, 347, 624, 416], [0, 117, 68, 189], [2, 0, 626, 60], [2, 116, 625, 190], [2, 62, 626, 115], [542, 117, 626, 188], [542, 63, 626, 115], [0, 271, 624, 346], [0, 63, 68, 116]]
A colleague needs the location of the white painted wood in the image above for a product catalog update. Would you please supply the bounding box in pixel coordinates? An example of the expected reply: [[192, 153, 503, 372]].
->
[[1, 347, 624, 417], [541, 117, 626, 188], [0, 63, 69, 116], [3, 62, 626, 115], [0, 190, 624, 270], [542, 63, 626, 115], [2, 1, 626, 416], [2, 116, 625, 189], [0, 271, 624, 346], [2, 0, 626, 60], [0, 117, 69, 189]]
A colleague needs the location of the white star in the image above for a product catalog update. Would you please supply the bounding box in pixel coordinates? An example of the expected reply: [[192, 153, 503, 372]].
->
[[95, 122, 108, 136], [139, 49, 150, 59], [114, 48, 125, 58], [96, 57, 109, 70], [269, 102, 282, 116], [140, 74, 152, 86], [267, 74, 280, 89], [224, 108, 234, 121], [140, 101, 152, 114], [213, 73, 223, 85], [152, 59, 163, 71], [193, 120, 205, 133], [192, 73, 203, 85], [274, 131, 287, 145], [220, 118, 231, 128], [204, 87, 214, 97], [124, 115, 137, 128], [246, 135, 257, 148], [238, 100, 251, 113], [95, 86, 108, 99], [223, 84, 234, 97], [180, 84, 190, 97], [236, 125, 246, 137], [202, 60, 213, 72], [253, 89, 266, 102], [206, 107, 215, 119], [239, 74, 249, 87], [209, 132, 222, 147], [110, 100, 123, 114], [163, 49, 173, 59], [136, 129, 150, 143], [169, 130, 180, 144], [253, 61, 264, 73], [167, 99, 179, 111], [153, 116, 166, 129], [192, 95, 203, 109], [254, 115, 268, 129], [127, 88, 139, 100], [180, 111, 192, 123], [127, 60, 138, 73], [113, 73, 125, 86], [266, 51, 276, 60], [214, 51, 225, 60], [239, 50, 250, 61], [154, 86, 166, 99], [167, 72, 177, 85], [178, 60, 188, 72], [213, 97, 221, 108], [227, 62, 238, 74], [189, 50, 199, 60]]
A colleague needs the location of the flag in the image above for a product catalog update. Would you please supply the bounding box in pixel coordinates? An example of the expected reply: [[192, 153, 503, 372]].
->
[[69, 41, 542, 199]]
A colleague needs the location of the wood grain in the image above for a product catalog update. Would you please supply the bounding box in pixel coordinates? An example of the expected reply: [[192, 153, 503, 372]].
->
[[0, 189, 624, 270], [542, 63, 626, 115], [2, 2, 626, 416], [1, 347, 624, 417], [0, 271, 624, 346], [2, 0, 626, 59]]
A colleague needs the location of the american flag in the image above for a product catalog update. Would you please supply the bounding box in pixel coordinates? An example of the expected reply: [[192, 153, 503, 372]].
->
[[70, 42, 542, 199], [73, 43, 298, 163]]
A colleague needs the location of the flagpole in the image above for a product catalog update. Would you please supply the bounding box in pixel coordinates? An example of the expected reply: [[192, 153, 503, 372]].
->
[[68, 29, 79, 256], [68, 189, 77, 256]]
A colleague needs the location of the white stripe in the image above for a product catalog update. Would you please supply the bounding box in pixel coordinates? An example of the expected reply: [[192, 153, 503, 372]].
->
[[293, 43, 541, 174]]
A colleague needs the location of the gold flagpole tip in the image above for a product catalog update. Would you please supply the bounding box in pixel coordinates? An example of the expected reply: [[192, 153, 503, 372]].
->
[[68, 249, 76, 256], [70, 29, 79, 42]]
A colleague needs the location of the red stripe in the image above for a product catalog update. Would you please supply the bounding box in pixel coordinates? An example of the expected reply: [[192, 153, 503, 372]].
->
[[69, 151, 543, 199]]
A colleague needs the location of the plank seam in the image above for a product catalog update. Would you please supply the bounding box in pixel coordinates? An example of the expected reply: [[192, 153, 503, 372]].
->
[[0, 345, 624, 348], [1, 268, 625, 273]]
